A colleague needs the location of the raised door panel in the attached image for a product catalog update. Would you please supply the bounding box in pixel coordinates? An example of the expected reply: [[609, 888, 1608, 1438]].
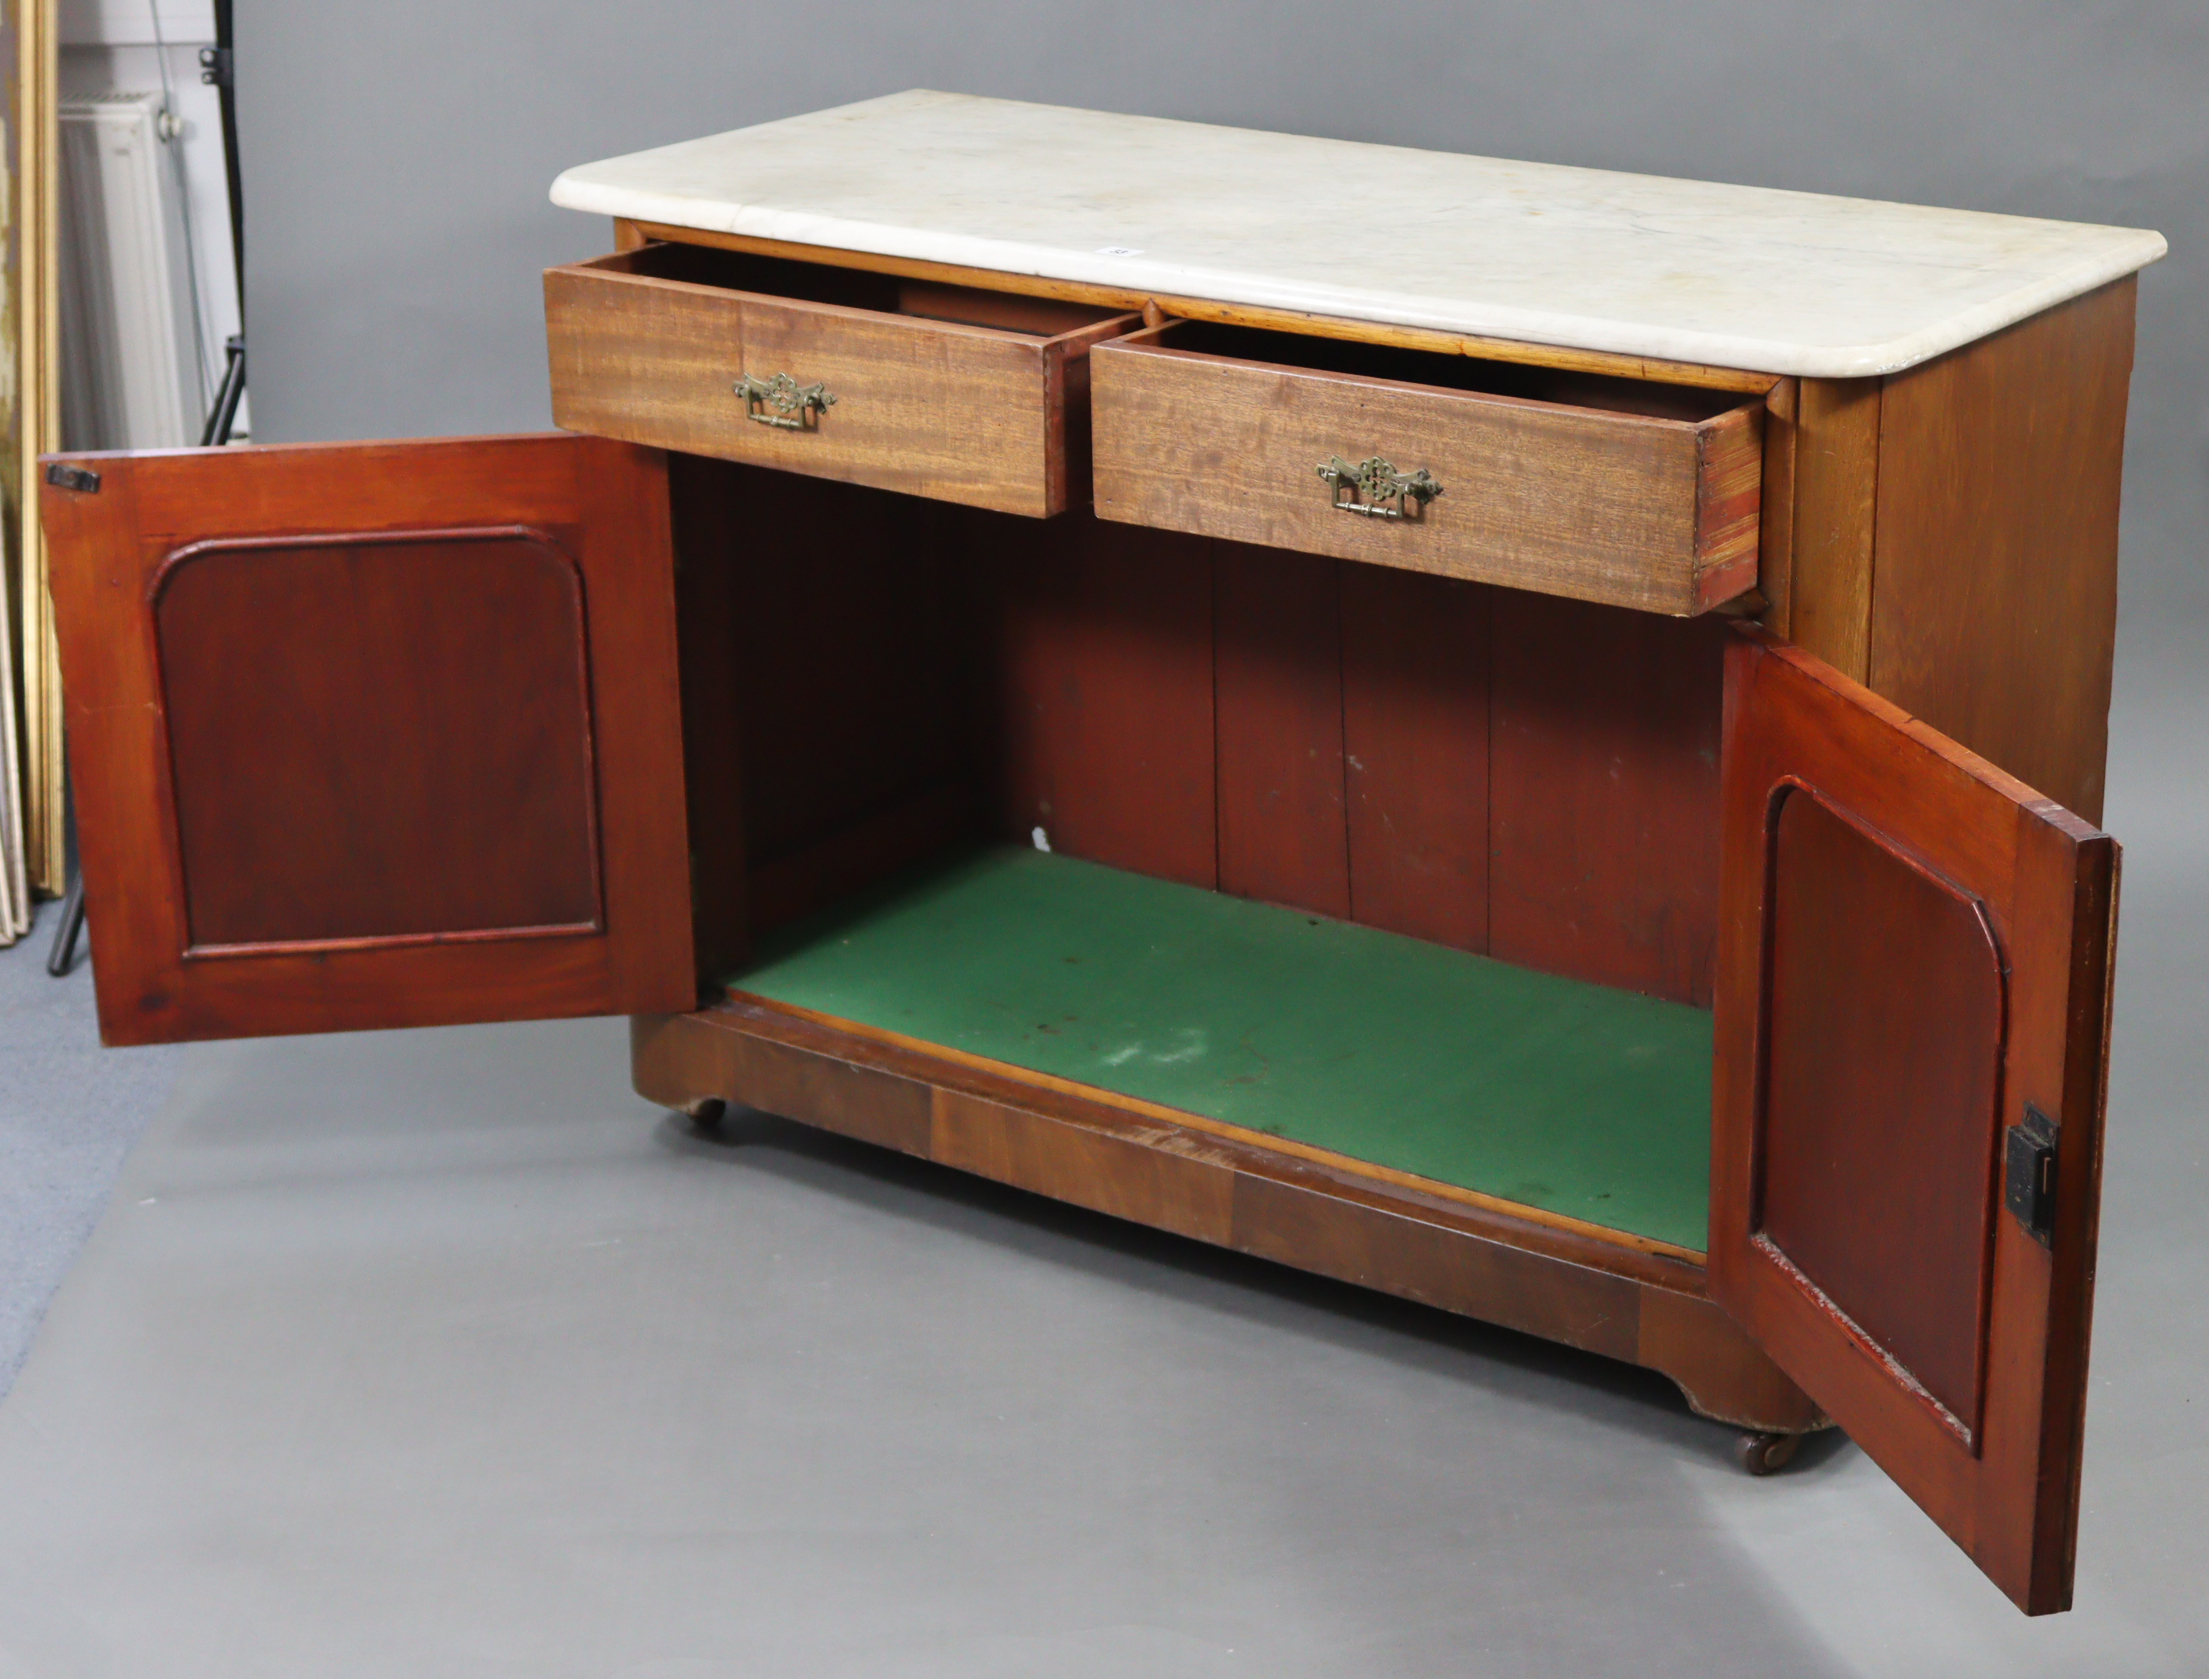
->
[[1713, 627, 2117, 1615], [41, 433, 695, 1045]]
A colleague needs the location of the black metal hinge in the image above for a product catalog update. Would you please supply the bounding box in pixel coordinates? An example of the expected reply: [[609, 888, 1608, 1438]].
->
[[199, 45, 233, 89], [45, 462, 100, 494], [2003, 1102, 2060, 1247]]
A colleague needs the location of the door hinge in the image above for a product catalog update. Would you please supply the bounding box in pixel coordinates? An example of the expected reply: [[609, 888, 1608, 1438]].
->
[[2003, 1102, 2059, 1247], [198, 46, 233, 89], [45, 462, 101, 494]]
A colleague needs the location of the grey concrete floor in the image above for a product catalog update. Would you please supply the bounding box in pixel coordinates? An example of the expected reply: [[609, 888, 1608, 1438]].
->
[[0, 616, 2200, 1676], [0, 918, 180, 1397]]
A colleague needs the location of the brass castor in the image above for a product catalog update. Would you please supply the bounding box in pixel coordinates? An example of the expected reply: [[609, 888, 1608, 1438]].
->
[[1737, 1430, 1803, 1475], [681, 1097, 729, 1137]]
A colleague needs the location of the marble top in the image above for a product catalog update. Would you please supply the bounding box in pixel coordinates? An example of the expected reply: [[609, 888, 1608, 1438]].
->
[[550, 90, 2165, 379]]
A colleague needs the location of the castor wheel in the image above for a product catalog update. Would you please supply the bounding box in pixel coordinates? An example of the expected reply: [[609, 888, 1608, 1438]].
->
[[681, 1097, 729, 1138], [1737, 1430, 1803, 1475]]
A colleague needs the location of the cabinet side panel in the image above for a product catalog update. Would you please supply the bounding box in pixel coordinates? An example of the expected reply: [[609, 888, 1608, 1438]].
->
[[1868, 279, 2135, 825], [1489, 593, 1726, 1006], [1752, 378, 1800, 640], [1215, 543, 1350, 918], [986, 512, 1218, 887], [1788, 377, 1881, 680], [667, 454, 751, 977], [1341, 564, 1492, 954], [733, 468, 982, 933]]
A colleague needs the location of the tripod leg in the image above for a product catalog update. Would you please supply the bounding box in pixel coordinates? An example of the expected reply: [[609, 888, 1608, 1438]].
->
[[45, 869, 87, 978]]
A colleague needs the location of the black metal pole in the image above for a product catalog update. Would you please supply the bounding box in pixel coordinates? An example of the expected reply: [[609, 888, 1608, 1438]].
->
[[211, 0, 243, 323], [45, 869, 86, 978], [198, 335, 245, 447]]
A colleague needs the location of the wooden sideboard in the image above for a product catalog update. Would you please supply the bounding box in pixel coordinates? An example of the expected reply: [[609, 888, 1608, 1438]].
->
[[39, 92, 2163, 1615]]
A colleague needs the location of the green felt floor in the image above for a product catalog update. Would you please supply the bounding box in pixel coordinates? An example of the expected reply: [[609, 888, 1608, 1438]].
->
[[728, 847, 1712, 1250]]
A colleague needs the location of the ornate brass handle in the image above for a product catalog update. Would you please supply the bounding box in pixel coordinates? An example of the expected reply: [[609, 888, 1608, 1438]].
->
[[1318, 455, 1443, 519], [733, 372, 837, 429]]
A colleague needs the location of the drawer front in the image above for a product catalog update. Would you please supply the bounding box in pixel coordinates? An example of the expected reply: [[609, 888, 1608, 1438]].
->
[[547, 253, 1115, 517], [1092, 337, 1763, 615]]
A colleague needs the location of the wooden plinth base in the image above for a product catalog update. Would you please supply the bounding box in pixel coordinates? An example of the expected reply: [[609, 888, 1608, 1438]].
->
[[633, 999, 1827, 1437]]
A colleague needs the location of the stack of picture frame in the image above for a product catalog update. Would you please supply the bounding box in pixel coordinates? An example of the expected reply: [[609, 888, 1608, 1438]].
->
[[3, 0, 61, 944]]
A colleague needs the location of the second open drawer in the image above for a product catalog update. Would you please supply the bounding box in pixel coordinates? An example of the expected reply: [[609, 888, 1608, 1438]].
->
[[1092, 322, 1765, 615], [546, 244, 1137, 517]]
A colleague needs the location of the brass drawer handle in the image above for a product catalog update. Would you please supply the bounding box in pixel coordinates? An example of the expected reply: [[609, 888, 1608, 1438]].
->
[[1318, 454, 1443, 519], [734, 372, 837, 429]]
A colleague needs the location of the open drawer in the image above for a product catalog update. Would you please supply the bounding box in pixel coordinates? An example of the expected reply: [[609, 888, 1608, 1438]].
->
[[546, 244, 1137, 517], [1092, 321, 1765, 614]]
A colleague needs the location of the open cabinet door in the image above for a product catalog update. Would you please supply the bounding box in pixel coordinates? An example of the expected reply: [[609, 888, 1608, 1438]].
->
[[40, 434, 695, 1046], [1713, 627, 2118, 1614]]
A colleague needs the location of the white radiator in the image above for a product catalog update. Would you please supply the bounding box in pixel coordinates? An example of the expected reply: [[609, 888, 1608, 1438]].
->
[[59, 90, 203, 450]]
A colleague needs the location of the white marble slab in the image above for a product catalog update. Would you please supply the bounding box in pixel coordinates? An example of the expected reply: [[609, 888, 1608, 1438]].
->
[[551, 91, 2164, 379]]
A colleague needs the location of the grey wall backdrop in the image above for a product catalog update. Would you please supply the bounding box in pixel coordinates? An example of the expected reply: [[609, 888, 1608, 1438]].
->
[[235, 0, 2206, 620]]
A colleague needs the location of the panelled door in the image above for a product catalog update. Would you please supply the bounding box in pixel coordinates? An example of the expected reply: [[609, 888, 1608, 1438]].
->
[[40, 433, 696, 1045], [1713, 626, 2118, 1615]]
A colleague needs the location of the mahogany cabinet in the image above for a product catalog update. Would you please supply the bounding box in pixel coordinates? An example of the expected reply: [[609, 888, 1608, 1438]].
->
[[39, 94, 2163, 1615]]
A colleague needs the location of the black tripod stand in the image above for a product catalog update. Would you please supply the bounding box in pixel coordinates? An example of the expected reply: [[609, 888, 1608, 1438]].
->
[[48, 1, 244, 979]]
